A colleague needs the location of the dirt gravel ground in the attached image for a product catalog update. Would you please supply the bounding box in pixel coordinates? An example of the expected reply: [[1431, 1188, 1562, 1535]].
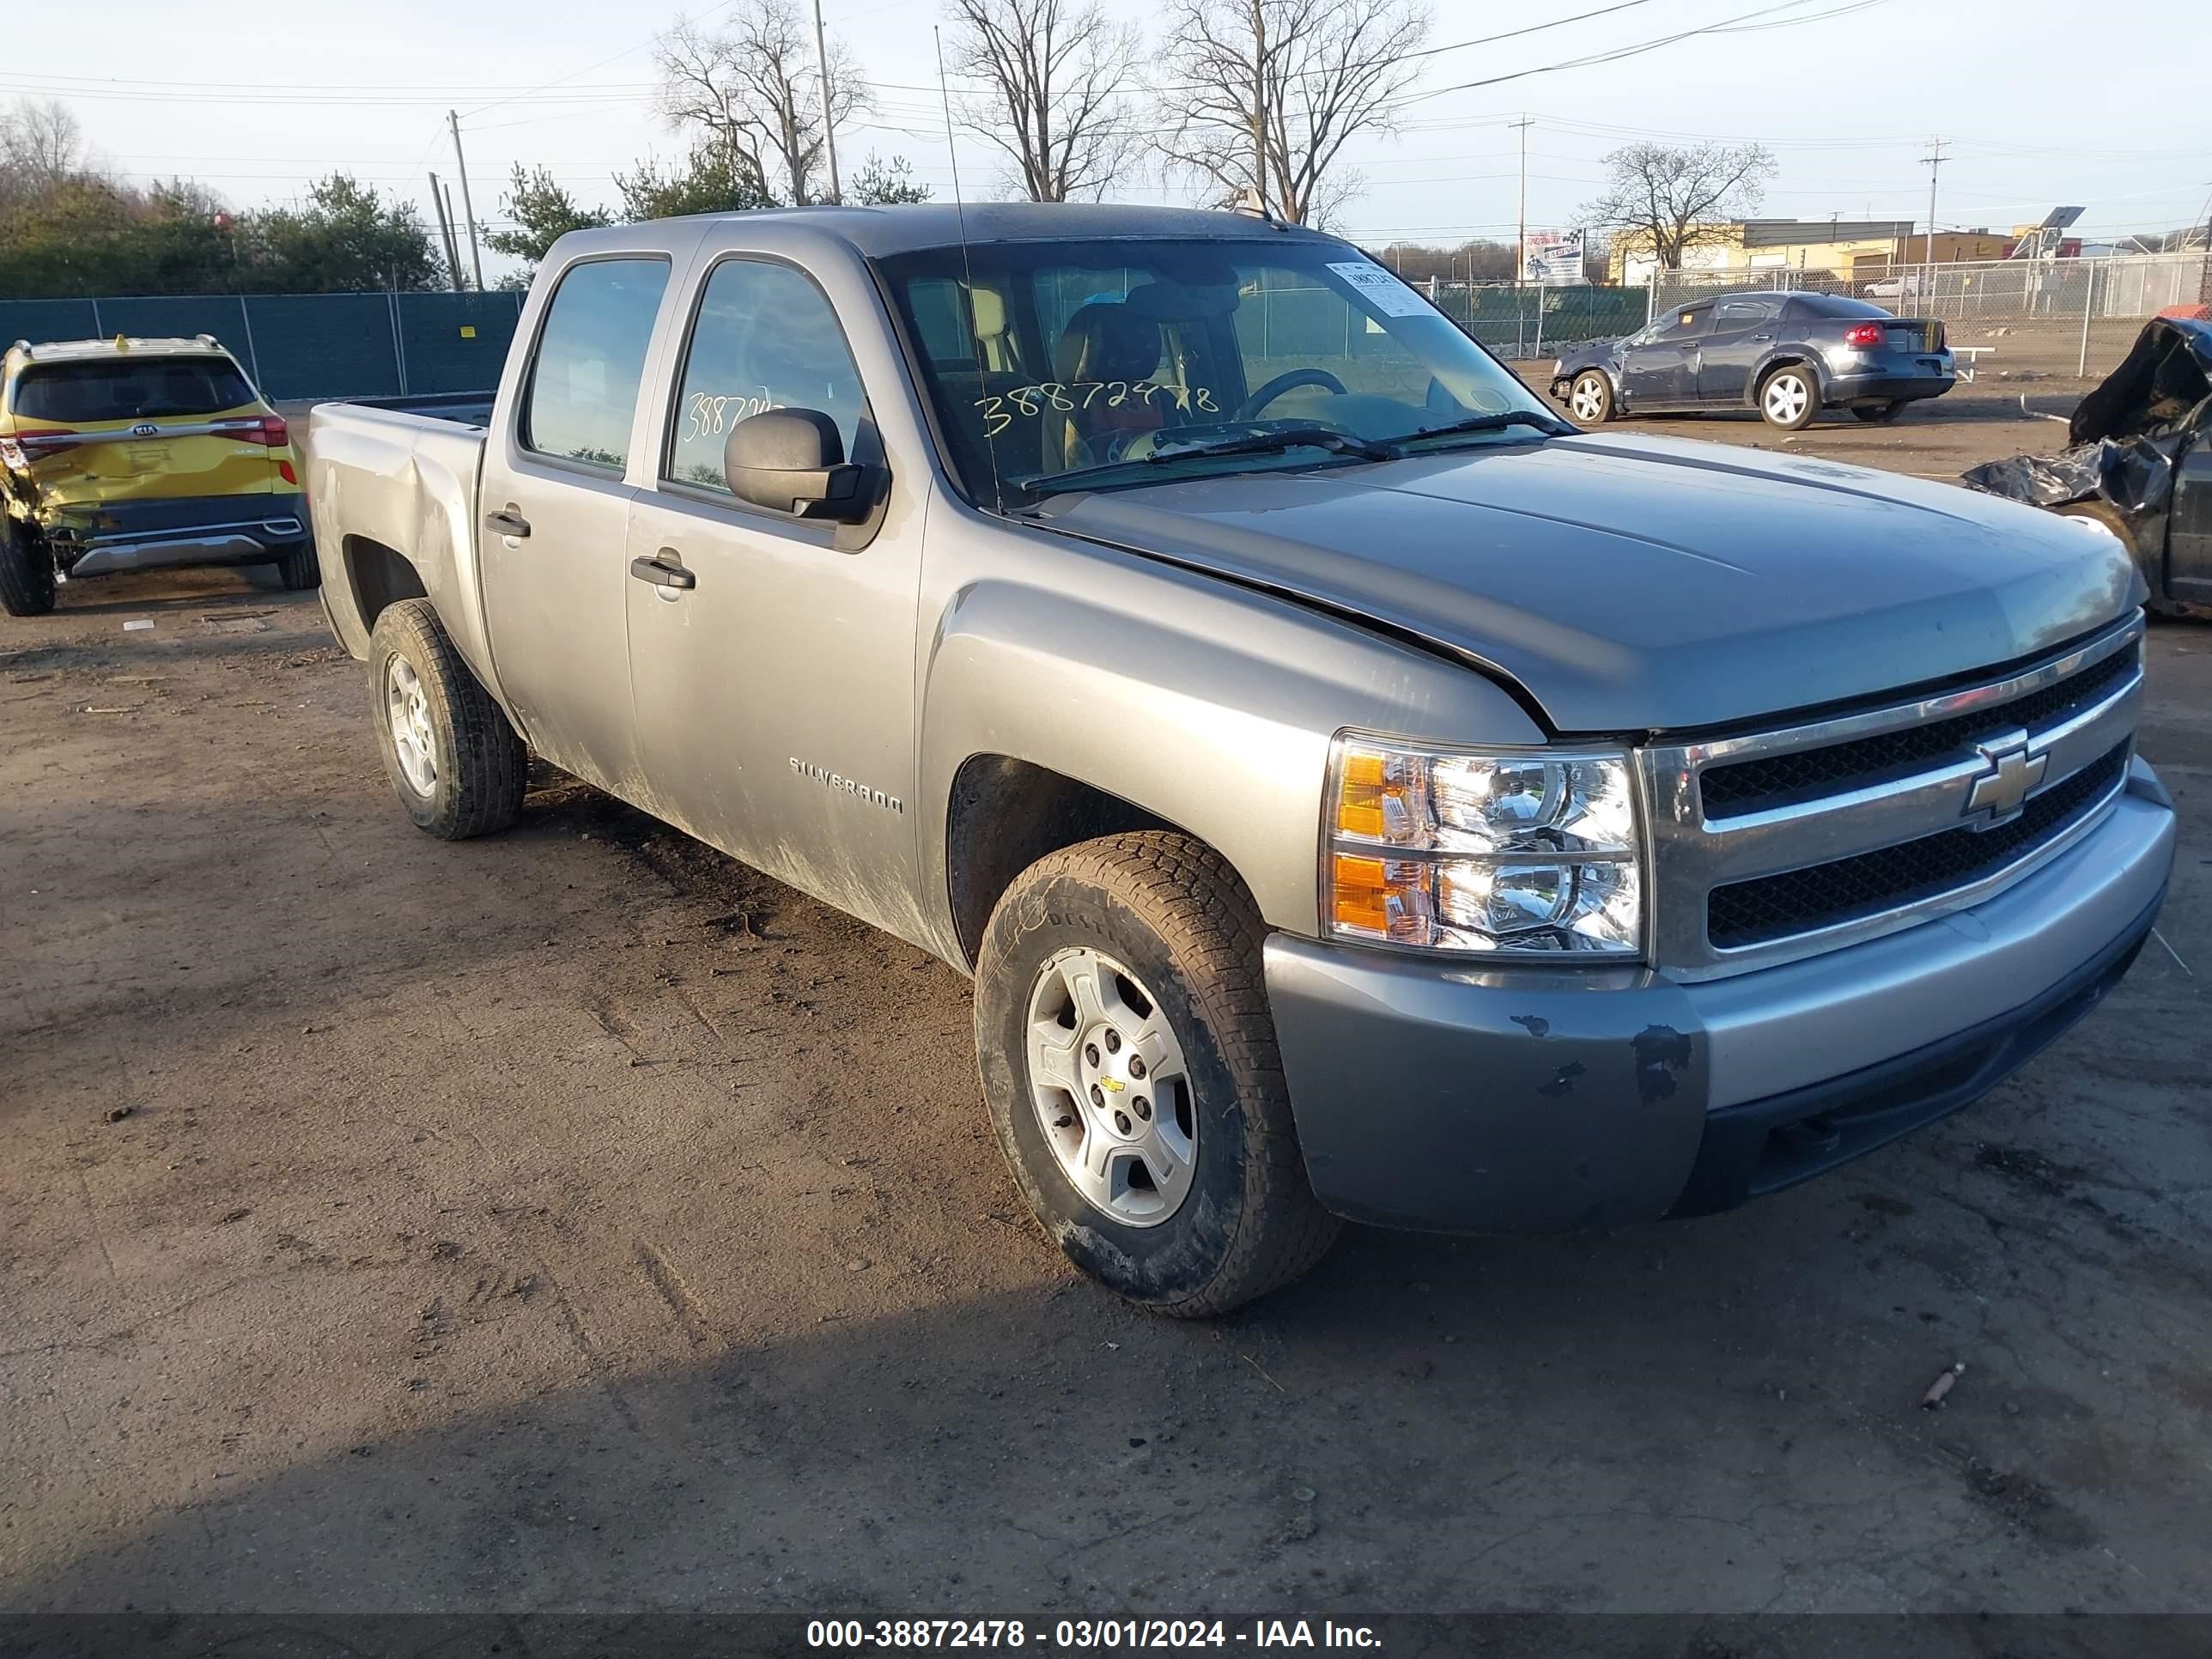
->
[[3, 408, 2209, 1621]]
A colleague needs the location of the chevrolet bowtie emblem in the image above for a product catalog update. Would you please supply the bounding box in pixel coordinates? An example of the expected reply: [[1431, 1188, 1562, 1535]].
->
[[1964, 733, 2048, 828]]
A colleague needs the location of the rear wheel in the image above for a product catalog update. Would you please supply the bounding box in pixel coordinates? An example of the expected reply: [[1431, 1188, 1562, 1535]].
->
[[0, 519, 57, 617], [1758, 363, 1820, 430], [368, 599, 526, 838], [1567, 370, 1615, 425], [1851, 399, 1906, 423], [974, 831, 1340, 1316], [275, 539, 320, 592]]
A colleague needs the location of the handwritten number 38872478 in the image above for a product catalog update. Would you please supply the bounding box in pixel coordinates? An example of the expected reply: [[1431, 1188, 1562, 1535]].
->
[[972, 380, 1218, 438]]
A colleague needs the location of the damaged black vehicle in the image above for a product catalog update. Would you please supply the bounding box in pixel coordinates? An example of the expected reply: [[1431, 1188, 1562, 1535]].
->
[[1965, 314, 2212, 618]]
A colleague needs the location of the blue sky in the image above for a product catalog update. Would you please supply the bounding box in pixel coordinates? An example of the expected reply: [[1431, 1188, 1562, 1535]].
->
[[8, 0, 2209, 271]]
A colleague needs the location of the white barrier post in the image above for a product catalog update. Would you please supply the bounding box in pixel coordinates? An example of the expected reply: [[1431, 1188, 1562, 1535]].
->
[[2077, 261, 2096, 379]]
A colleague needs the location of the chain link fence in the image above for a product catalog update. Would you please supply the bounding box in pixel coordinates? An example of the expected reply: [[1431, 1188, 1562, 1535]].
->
[[1650, 252, 2209, 385], [1424, 282, 1652, 359], [0, 289, 526, 404]]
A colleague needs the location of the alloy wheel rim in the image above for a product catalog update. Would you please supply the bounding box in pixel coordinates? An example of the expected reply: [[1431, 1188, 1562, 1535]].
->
[[1571, 378, 1606, 421], [1766, 375, 1808, 421], [1024, 947, 1198, 1228], [385, 655, 437, 797]]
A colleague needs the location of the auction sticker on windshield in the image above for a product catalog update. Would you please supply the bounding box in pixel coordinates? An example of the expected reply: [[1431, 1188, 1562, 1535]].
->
[[1327, 262, 1429, 317]]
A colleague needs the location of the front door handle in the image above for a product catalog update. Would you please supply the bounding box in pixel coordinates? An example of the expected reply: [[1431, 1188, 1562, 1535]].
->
[[1752, 332, 1774, 341], [485, 508, 531, 539], [629, 554, 696, 592]]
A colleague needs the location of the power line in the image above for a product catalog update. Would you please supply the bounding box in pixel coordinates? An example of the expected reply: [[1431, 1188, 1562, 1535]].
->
[[1382, 0, 1898, 111]]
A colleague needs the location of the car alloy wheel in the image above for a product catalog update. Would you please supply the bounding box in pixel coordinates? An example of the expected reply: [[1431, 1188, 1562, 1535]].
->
[[1569, 372, 1612, 423], [1762, 370, 1813, 428], [384, 653, 438, 798], [1023, 945, 1198, 1228]]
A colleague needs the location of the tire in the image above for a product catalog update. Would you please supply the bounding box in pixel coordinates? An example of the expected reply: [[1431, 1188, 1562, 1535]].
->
[[1757, 362, 1820, 430], [1566, 369, 1615, 426], [368, 599, 526, 839], [1851, 400, 1906, 423], [0, 518, 57, 617], [275, 539, 320, 592], [974, 831, 1340, 1316], [2055, 500, 2189, 619]]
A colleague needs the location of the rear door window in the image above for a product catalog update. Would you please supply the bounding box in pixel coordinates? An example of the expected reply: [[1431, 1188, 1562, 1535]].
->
[[13, 357, 255, 422], [522, 257, 670, 471], [1714, 298, 1778, 331]]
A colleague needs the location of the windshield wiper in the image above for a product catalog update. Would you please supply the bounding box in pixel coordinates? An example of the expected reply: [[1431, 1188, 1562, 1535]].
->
[[1022, 425, 1396, 495], [1146, 425, 1399, 465], [1376, 410, 1576, 446]]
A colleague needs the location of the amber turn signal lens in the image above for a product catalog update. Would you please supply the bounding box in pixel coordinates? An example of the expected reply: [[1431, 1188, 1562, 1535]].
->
[[1335, 750, 1389, 840], [1332, 853, 1389, 934], [1331, 853, 1431, 942]]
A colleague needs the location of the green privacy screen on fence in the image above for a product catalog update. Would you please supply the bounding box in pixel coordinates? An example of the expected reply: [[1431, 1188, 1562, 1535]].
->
[[0, 289, 527, 403], [3, 281, 1653, 402]]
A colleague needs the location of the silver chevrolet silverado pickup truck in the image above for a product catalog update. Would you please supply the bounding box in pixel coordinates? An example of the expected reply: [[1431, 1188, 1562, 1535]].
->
[[303, 204, 2176, 1316]]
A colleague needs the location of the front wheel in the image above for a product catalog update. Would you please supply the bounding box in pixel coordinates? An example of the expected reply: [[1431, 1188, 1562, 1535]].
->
[[1758, 363, 1820, 430], [974, 832, 1340, 1316], [1567, 370, 1615, 425], [0, 519, 57, 617], [1851, 400, 1906, 423], [368, 599, 526, 839]]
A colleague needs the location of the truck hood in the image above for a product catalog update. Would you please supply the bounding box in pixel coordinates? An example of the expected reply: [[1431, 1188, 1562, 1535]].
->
[[1036, 430, 2142, 733]]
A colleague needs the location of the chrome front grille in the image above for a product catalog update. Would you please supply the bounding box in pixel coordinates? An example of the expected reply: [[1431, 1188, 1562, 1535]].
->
[[1638, 615, 2143, 980]]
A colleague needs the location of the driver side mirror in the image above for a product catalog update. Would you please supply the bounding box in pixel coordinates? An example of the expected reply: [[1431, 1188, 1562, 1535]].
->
[[723, 408, 883, 524]]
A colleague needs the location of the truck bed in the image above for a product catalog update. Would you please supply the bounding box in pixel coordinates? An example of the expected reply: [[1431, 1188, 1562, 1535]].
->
[[331, 390, 497, 430], [300, 396, 496, 684]]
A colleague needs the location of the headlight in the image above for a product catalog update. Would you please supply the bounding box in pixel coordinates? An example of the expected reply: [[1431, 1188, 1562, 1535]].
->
[[1323, 732, 1644, 957]]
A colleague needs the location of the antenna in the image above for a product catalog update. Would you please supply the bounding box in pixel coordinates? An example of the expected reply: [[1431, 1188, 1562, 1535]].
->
[[936, 25, 1005, 514]]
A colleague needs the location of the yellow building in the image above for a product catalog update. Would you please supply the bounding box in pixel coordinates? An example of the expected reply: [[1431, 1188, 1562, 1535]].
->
[[1612, 220, 2012, 283]]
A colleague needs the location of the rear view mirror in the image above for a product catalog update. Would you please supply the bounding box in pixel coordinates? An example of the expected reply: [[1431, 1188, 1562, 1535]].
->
[[723, 409, 882, 523]]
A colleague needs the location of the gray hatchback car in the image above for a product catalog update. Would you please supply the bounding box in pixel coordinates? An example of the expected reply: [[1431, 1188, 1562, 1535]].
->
[[1552, 290, 1957, 430]]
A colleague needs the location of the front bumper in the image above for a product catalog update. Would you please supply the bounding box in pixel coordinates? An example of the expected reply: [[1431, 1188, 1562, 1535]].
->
[[46, 493, 308, 579], [1264, 763, 2175, 1233]]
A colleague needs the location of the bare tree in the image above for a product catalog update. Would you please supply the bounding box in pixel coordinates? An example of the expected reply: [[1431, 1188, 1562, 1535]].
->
[[1152, 0, 1428, 228], [1578, 141, 1777, 272], [653, 2, 867, 206], [945, 0, 1139, 203], [0, 99, 86, 189]]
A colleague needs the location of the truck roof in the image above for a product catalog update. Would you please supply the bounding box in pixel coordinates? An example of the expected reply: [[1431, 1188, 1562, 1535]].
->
[[7, 335, 235, 368], [555, 202, 1344, 260]]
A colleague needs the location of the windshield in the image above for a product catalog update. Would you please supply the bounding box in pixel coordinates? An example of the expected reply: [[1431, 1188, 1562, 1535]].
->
[[13, 356, 257, 423], [873, 237, 1555, 505]]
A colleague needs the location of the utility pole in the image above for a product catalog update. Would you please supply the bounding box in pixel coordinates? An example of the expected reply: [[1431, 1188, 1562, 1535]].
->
[[812, 0, 842, 204], [428, 170, 463, 292], [1510, 114, 1534, 283], [1920, 136, 1947, 273], [448, 110, 485, 291], [2196, 181, 2212, 307]]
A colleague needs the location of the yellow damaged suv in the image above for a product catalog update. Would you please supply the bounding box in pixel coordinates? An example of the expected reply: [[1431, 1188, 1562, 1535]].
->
[[1, 334, 314, 617]]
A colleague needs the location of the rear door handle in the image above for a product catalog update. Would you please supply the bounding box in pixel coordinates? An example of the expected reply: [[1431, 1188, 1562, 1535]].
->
[[485, 509, 531, 539], [1751, 332, 1774, 341], [630, 553, 696, 592]]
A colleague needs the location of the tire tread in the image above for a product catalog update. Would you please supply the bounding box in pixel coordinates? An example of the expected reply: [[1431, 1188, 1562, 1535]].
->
[[369, 599, 526, 839], [0, 520, 56, 617], [276, 541, 320, 592]]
